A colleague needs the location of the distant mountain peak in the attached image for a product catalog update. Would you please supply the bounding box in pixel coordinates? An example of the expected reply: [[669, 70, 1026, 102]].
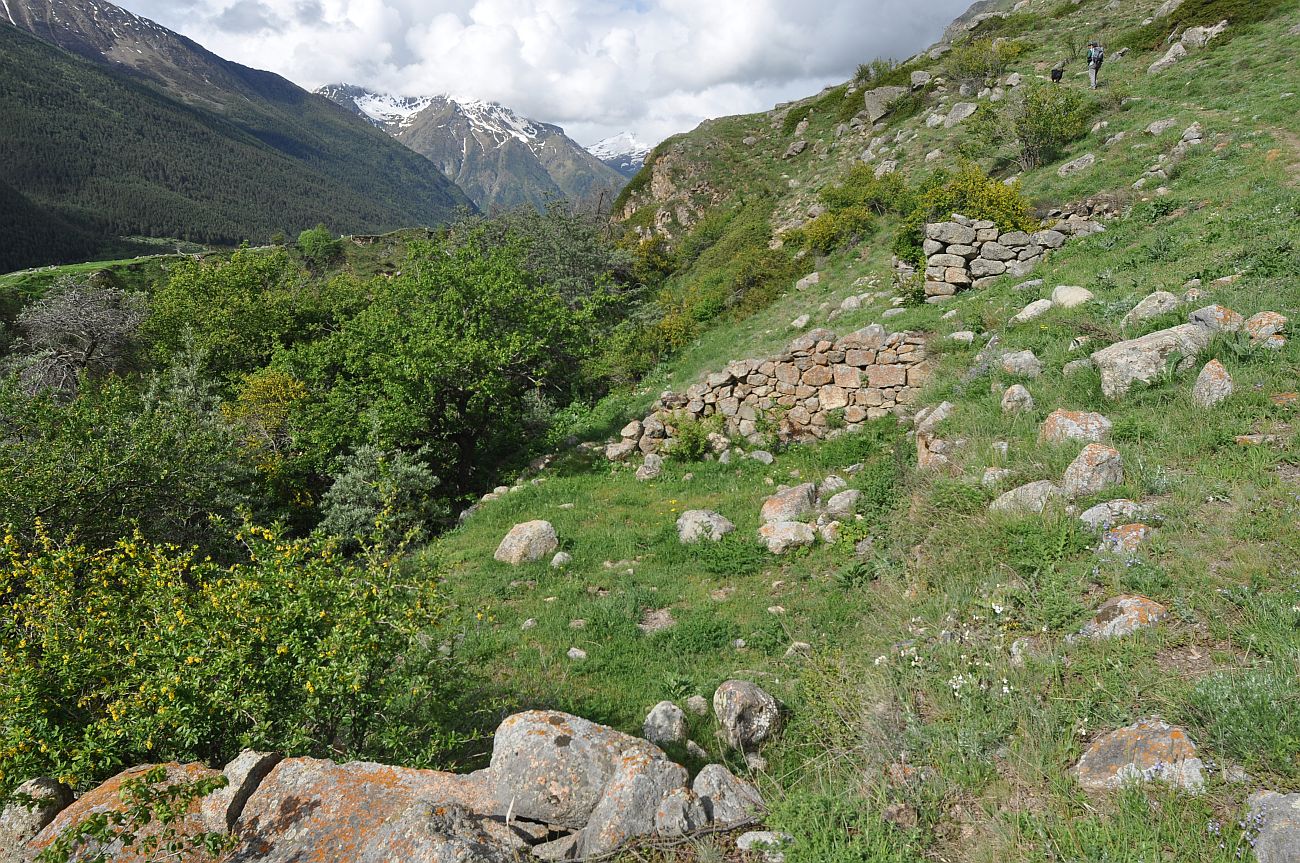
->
[[588, 132, 653, 179], [317, 84, 627, 212]]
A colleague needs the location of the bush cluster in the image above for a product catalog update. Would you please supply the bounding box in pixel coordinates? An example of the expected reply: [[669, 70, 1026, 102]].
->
[[894, 164, 1039, 266]]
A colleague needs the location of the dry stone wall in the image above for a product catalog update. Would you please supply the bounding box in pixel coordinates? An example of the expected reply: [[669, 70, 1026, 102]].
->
[[923, 208, 1107, 300], [610, 325, 932, 458]]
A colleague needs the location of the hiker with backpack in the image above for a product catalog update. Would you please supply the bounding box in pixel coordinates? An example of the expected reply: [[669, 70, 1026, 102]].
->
[[1086, 41, 1105, 89]]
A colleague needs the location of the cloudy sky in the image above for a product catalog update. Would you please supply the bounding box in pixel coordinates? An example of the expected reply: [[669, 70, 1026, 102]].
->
[[118, 0, 973, 146]]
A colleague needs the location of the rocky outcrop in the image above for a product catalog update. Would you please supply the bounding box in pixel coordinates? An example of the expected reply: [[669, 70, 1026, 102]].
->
[[922, 211, 1103, 299], [611, 326, 932, 452], [17, 711, 767, 862], [1091, 323, 1214, 399]]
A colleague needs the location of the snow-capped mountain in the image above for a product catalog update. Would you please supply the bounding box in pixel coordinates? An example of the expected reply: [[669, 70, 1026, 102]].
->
[[588, 132, 654, 179], [319, 85, 627, 213]]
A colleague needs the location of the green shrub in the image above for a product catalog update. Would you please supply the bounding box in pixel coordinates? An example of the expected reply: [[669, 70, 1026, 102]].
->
[[319, 445, 447, 549], [690, 533, 770, 576], [944, 39, 1022, 85], [0, 519, 474, 795], [667, 412, 723, 462], [1008, 82, 1100, 169], [656, 608, 740, 656], [895, 164, 1039, 266], [821, 167, 913, 216], [767, 792, 914, 863], [1117, 0, 1293, 52], [800, 207, 876, 254], [297, 224, 342, 268]]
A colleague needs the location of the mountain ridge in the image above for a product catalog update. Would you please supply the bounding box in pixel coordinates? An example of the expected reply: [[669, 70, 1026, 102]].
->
[[318, 83, 628, 213]]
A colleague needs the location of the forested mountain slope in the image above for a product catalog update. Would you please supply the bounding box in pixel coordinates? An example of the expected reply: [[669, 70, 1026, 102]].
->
[[0, 0, 473, 269]]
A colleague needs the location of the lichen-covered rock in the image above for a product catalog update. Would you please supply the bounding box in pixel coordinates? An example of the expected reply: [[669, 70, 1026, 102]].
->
[[1001, 384, 1035, 414], [692, 765, 766, 825], [713, 681, 782, 751], [1192, 360, 1234, 408], [0, 777, 72, 863], [1041, 409, 1112, 444], [1100, 523, 1155, 556], [1188, 304, 1244, 333], [1073, 720, 1204, 792], [488, 711, 680, 829], [1080, 499, 1148, 530], [1245, 311, 1288, 341], [760, 484, 817, 523], [1062, 444, 1124, 499], [643, 701, 688, 746], [676, 510, 736, 544], [1091, 324, 1214, 399], [579, 754, 688, 857], [990, 480, 1063, 514], [759, 522, 817, 554], [653, 788, 709, 837], [494, 520, 559, 565], [1121, 291, 1181, 329], [1248, 791, 1300, 863], [1080, 596, 1168, 639], [30, 764, 221, 863]]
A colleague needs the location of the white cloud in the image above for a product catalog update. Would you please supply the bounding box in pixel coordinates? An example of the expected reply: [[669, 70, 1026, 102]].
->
[[121, 0, 973, 144]]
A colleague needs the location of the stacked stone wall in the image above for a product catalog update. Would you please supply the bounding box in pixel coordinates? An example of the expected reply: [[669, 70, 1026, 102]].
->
[[923, 209, 1106, 300], [608, 325, 932, 459]]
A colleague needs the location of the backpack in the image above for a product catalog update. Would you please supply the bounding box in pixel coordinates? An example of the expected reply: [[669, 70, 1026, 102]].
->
[[1088, 46, 1105, 66]]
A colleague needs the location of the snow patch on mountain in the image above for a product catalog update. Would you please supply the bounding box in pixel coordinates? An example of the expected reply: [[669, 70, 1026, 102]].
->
[[352, 91, 432, 130], [588, 132, 653, 177]]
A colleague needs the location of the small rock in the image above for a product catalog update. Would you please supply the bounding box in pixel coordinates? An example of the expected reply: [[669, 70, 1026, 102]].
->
[[1001, 384, 1035, 414], [677, 510, 736, 544], [1041, 409, 1112, 443], [1073, 720, 1204, 792], [790, 314, 810, 329], [714, 680, 782, 751], [1081, 595, 1167, 639], [949, 330, 976, 344], [567, 647, 588, 661], [686, 695, 710, 716], [1188, 304, 1244, 333], [551, 551, 572, 569], [644, 701, 689, 745], [748, 450, 775, 465], [494, 521, 559, 565], [1080, 499, 1149, 530], [1057, 154, 1096, 177], [636, 454, 665, 481], [982, 467, 1013, 488], [1102, 523, 1155, 556], [1248, 791, 1300, 863], [1245, 311, 1287, 341], [761, 483, 817, 523], [1122, 291, 1181, 328], [1000, 350, 1044, 378], [1010, 299, 1054, 325], [694, 765, 766, 825], [0, 777, 73, 854], [759, 522, 816, 554], [1192, 360, 1233, 407], [990, 480, 1064, 514], [1062, 444, 1125, 499], [1051, 285, 1094, 309]]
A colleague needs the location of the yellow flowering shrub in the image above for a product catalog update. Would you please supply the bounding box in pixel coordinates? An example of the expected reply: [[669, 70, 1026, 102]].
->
[[0, 520, 475, 795]]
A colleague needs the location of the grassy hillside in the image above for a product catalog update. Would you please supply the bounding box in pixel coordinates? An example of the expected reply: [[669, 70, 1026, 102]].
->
[[422, 0, 1300, 859], [0, 19, 473, 270]]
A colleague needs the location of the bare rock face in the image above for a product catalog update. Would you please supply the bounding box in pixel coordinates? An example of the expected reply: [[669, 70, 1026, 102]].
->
[[1073, 720, 1204, 792], [760, 483, 817, 523], [494, 520, 559, 565], [1062, 444, 1125, 499], [1192, 360, 1234, 408], [488, 711, 680, 830], [0, 777, 72, 863], [692, 765, 766, 826], [713, 681, 782, 752], [1091, 324, 1214, 399], [1080, 596, 1168, 639], [676, 510, 736, 544], [1041, 409, 1112, 444], [863, 85, 908, 123], [201, 750, 282, 832], [29, 764, 221, 863]]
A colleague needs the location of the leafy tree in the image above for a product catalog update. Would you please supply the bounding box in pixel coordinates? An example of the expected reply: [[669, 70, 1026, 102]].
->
[[1007, 82, 1099, 169], [144, 248, 363, 381], [297, 224, 343, 268], [279, 235, 606, 498]]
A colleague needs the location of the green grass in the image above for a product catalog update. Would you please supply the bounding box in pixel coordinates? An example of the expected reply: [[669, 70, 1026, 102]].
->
[[419, 2, 1300, 858]]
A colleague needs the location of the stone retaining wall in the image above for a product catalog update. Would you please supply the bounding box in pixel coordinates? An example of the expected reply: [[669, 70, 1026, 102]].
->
[[609, 325, 932, 459], [923, 209, 1106, 300]]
